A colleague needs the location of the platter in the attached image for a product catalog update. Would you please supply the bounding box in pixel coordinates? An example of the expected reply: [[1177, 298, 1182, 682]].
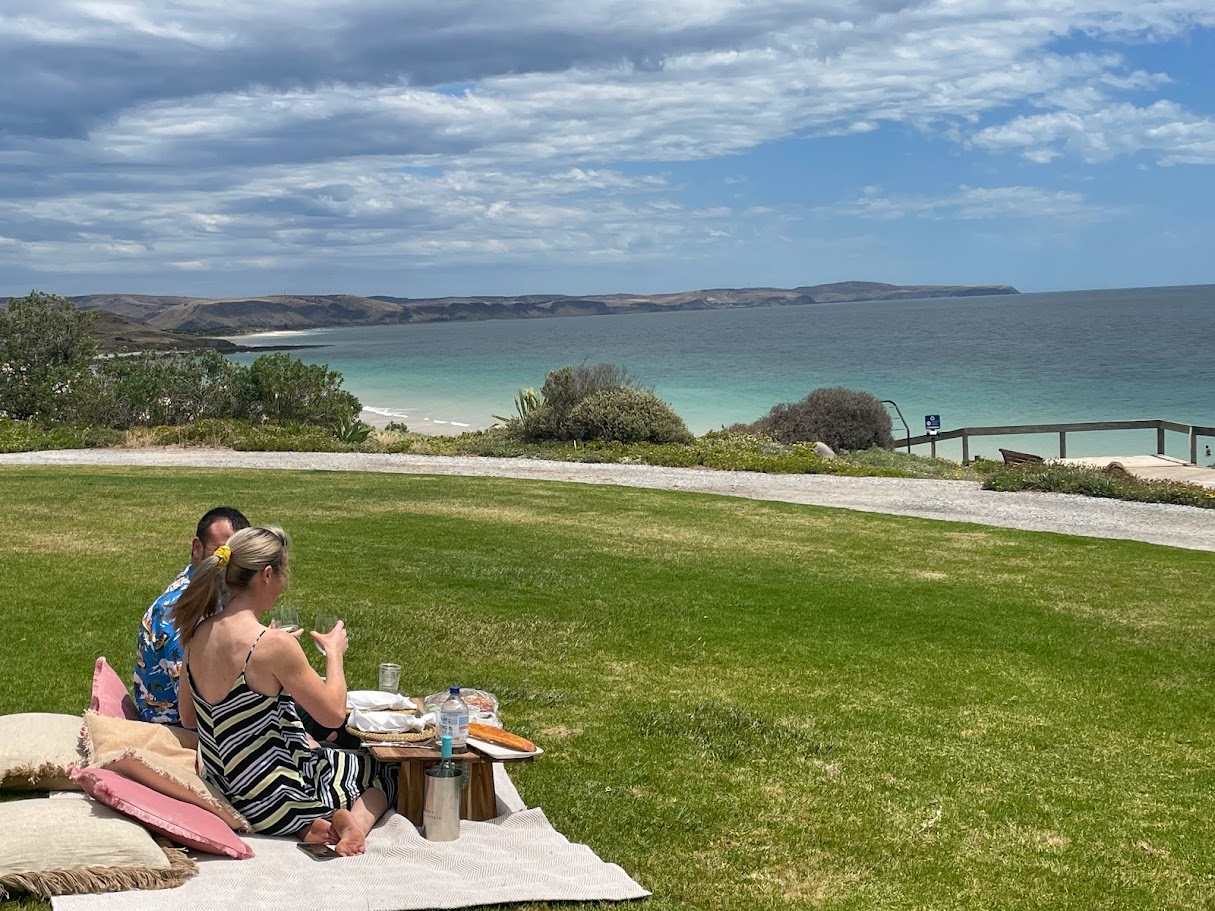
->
[[466, 737, 544, 760]]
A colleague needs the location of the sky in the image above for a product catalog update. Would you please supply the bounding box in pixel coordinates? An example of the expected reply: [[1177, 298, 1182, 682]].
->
[[1, 0, 1214, 299]]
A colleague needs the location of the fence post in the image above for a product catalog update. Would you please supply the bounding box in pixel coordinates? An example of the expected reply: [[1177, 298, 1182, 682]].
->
[[1059, 431, 1067, 459], [1157, 426, 1166, 455], [1191, 427, 1198, 465], [962, 433, 970, 465]]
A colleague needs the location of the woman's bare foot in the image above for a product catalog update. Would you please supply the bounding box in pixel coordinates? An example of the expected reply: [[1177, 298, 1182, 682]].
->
[[331, 809, 366, 856], [301, 818, 335, 845]]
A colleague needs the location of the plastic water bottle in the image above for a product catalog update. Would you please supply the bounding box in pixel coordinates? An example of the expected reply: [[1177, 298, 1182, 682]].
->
[[439, 685, 469, 751]]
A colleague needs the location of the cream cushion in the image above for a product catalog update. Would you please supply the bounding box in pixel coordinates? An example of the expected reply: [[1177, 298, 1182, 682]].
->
[[0, 796, 196, 898], [81, 712, 250, 831], [0, 713, 86, 791]]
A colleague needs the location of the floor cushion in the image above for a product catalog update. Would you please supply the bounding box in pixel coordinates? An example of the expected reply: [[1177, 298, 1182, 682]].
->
[[0, 713, 87, 791], [0, 796, 197, 899], [70, 766, 253, 859], [81, 712, 250, 832], [91, 657, 140, 720]]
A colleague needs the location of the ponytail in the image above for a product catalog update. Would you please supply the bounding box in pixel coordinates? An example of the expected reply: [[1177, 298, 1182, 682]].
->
[[172, 525, 289, 646]]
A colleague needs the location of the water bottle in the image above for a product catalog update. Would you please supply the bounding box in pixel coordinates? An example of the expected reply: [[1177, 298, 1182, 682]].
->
[[438, 685, 469, 751]]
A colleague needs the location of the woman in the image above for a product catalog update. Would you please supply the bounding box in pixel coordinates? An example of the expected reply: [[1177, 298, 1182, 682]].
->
[[173, 526, 394, 856]]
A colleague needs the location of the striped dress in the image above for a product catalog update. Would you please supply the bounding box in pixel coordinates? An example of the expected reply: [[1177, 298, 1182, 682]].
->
[[188, 631, 397, 835]]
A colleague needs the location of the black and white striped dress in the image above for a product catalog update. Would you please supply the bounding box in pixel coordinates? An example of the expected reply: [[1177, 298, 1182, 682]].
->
[[188, 632, 397, 835]]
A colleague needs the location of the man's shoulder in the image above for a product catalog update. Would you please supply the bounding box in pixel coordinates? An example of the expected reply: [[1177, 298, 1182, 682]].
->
[[154, 566, 192, 603]]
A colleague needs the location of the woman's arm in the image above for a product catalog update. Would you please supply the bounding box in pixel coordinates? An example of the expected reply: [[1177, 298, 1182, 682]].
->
[[261, 626, 349, 728], [177, 656, 198, 731]]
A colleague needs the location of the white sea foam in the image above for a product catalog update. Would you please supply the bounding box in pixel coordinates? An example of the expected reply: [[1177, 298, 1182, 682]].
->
[[360, 405, 487, 436]]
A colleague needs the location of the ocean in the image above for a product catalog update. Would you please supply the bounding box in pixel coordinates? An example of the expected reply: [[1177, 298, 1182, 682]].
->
[[226, 284, 1215, 461]]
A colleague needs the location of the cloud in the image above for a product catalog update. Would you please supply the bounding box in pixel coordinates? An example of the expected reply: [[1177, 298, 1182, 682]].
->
[[818, 185, 1107, 221], [970, 101, 1215, 164], [0, 0, 1212, 286]]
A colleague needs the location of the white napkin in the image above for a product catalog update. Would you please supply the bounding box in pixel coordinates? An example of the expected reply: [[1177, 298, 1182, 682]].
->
[[349, 709, 436, 733], [346, 690, 413, 712]]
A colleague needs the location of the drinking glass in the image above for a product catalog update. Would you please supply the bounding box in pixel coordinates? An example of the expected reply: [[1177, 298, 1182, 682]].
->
[[378, 663, 402, 694], [273, 604, 301, 634], [314, 614, 340, 656]]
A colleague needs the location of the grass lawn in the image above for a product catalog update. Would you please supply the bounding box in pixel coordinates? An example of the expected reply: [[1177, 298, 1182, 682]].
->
[[2, 467, 1214, 910]]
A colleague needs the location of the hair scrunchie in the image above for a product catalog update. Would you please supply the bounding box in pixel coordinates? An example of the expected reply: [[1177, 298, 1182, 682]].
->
[[213, 545, 231, 567]]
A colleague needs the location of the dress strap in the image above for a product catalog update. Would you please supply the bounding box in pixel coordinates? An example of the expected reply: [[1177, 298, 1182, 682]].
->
[[243, 629, 269, 670]]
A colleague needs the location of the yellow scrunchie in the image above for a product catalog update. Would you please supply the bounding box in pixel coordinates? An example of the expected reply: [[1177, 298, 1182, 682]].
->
[[213, 545, 231, 567]]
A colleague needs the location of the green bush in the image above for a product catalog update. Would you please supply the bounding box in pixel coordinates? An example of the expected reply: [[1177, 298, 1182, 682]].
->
[[565, 387, 693, 444], [246, 353, 361, 426], [983, 463, 1215, 509], [507, 363, 649, 442], [147, 419, 354, 452], [0, 291, 97, 422], [751, 387, 894, 451], [88, 349, 248, 427], [0, 418, 121, 453]]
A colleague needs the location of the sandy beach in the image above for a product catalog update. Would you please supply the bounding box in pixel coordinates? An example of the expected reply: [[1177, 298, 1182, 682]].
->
[[359, 408, 481, 436]]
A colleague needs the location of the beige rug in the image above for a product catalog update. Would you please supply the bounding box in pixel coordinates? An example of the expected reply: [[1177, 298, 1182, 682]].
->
[[51, 779, 648, 911]]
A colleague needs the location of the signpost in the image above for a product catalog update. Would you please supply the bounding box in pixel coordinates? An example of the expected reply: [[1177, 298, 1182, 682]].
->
[[925, 415, 941, 457]]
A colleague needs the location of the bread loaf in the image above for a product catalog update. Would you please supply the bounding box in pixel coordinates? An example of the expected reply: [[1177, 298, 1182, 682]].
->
[[468, 723, 536, 753]]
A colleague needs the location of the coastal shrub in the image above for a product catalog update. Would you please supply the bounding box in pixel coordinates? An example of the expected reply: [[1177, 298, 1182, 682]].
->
[[0, 290, 98, 422], [0, 418, 121, 453], [507, 363, 648, 442], [246, 353, 361, 426], [983, 463, 1215, 509], [146, 419, 354, 452], [87, 350, 248, 428], [564, 387, 693, 444], [752, 387, 894, 451]]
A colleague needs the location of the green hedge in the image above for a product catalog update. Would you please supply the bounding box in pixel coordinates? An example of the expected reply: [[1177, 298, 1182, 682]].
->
[[983, 463, 1215, 508]]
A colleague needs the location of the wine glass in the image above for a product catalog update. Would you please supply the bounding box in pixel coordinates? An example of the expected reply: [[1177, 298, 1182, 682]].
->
[[273, 604, 301, 634], [314, 614, 340, 655]]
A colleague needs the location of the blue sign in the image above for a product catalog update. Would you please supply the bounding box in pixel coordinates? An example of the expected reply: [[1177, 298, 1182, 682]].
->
[[925, 414, 941, 431]]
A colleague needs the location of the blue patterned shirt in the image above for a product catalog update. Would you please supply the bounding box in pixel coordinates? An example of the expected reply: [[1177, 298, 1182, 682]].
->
[[134, 565, 193, 724]]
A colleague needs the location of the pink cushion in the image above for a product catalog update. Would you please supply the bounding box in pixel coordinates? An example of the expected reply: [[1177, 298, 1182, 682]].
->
[[69, 765, 254, 859], [91, 656, 140, 720]]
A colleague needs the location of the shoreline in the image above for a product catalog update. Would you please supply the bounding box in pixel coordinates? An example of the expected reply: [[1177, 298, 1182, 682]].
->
[[359, 407, 485, 437]]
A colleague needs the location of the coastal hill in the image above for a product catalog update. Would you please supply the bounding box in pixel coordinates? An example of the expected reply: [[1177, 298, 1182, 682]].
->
[[71, 281, 1019, 335]]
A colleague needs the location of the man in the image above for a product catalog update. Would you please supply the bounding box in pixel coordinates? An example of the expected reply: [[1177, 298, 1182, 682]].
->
[[134, 507, 250, 723]]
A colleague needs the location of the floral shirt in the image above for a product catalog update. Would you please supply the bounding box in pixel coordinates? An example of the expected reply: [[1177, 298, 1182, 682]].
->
[[134, 565, 193, 724]]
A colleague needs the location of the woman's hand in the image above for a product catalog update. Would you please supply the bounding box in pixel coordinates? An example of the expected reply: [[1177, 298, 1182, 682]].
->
[[311, 620, 348, 657]]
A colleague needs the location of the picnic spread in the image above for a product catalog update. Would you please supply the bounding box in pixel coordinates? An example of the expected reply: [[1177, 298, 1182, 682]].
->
[[0, 658, 648, 909]]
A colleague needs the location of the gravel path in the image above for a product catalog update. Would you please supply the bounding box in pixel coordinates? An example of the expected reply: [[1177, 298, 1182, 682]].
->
[[3, 447, 1212, 552]]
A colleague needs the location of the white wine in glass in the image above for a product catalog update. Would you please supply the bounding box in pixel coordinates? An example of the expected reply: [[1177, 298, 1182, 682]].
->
[[273, 604, 302, 634]]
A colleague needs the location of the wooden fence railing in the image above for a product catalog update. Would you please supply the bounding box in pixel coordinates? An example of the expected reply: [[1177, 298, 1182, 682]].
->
[[900, 419, 1215, 465]]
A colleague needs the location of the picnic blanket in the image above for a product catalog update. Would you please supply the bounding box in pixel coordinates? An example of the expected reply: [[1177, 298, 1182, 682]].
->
[[51, 770, 649, 911]]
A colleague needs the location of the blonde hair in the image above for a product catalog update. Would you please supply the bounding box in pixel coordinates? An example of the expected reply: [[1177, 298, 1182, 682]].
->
[[173, 525, 289, 646]]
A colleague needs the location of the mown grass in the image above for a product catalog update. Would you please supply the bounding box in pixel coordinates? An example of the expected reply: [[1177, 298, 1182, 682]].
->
[[2, 468, 1215, 909]]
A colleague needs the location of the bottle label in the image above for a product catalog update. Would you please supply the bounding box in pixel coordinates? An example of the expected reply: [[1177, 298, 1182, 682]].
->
[[441, 712, 470, 743]]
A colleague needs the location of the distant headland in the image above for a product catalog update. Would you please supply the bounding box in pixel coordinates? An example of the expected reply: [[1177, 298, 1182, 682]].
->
[[67, 281, 1019, 339]]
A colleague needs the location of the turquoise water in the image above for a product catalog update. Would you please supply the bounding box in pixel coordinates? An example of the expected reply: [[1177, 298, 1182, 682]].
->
[[228, 284, 1215, 460]]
